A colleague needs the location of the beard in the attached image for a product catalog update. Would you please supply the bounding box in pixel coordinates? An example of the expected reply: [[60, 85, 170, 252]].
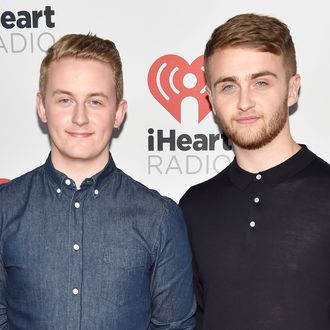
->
[[219, 98, 288, 150]]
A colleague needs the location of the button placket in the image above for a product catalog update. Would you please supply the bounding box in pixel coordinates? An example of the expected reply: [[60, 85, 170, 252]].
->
[[68, 189, 84, 320], [249, 174, 262, 230]]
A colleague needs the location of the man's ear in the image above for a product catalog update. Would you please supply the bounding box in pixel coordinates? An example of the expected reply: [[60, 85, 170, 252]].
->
[[287, 74, 301, 108], [114, 99, 128, 128], [206, 86, 216, 115], [36, 93, 47, 123]]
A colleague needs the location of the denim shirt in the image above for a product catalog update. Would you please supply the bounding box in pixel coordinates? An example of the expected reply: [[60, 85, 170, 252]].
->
[[0, 154, 195, 329]]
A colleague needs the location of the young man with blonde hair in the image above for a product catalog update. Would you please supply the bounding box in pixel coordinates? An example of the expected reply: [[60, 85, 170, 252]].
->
[[180, 13, 330, 329], [0, 34, 195, 329]]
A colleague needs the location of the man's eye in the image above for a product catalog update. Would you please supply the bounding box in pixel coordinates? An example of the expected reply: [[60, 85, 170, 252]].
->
[[222, 84, 236, 92], [59, 98, 71, 104], [90, 100, 102, 106], [256, 81, 268, 87]]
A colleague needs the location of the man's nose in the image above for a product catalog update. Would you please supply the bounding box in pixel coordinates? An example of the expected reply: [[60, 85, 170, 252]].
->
[[72, 103, 89, 126]]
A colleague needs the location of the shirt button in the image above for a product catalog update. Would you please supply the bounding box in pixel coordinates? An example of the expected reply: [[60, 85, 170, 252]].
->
[[256, 174, 262, 180], [74, 202, 80, 209], [65, 179, 71, 186], [73, 244, 80, 251], [254, 197, 260, 203], [56, 188, 61, 194], [250, 221, 256, 228], [72, 288, 79, 295], [94, 189, 99, 195]]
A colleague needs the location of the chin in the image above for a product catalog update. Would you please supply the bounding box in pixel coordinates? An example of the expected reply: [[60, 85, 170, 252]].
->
[[231, 132, 278, 150], [64, 152, 96, 161]]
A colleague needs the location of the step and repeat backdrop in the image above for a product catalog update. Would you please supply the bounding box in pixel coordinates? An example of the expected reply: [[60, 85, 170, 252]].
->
[[1, 1, 329, 201]]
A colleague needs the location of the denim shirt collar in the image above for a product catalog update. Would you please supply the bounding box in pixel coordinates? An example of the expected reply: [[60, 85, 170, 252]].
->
[[44, 152, 116, 192]]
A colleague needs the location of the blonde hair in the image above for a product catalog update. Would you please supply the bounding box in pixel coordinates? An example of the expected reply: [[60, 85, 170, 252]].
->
[[39, 33, 123, 105]]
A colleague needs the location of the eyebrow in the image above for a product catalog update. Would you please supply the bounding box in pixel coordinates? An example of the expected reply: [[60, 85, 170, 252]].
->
[[52, 89, 73, 97], [213, 70, 278, 88], [52, 89, 109, 99]]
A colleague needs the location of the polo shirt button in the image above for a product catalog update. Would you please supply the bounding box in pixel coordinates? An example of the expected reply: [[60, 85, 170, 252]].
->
[[73, 244, 80, 251], [254, 197, 260, 203], [74, 202, 80, 209], [56, 188, 61, 194], [94, 189, 99, 195], [250, 221, 256, 228], [72, 288, 79, 295], [65, 179, 71, 186], [256, 174, 262, 180]]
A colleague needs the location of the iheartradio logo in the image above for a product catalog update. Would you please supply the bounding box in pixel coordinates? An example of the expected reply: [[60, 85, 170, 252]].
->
[[148, 55, 211, 123], [0, 178, 10, 184]]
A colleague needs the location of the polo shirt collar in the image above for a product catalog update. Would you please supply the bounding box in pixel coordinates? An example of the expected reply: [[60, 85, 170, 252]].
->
[[228, 144, 315, 190]]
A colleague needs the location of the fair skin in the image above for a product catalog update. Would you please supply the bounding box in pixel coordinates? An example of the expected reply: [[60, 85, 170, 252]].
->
[[37, 57, 127, 188], [206, 47, 301, 173]]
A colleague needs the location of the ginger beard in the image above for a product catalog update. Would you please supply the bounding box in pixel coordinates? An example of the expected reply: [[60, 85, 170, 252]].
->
[[219, 97, 289, 150]]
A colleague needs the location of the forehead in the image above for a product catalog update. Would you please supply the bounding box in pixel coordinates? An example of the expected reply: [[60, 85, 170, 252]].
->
[[45, 57, 115, 91], [207, 47, 285, 81]]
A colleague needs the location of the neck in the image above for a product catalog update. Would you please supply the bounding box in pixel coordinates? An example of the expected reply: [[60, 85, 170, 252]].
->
[[51, 153, 109, 189], [233, 127, 301, 173]]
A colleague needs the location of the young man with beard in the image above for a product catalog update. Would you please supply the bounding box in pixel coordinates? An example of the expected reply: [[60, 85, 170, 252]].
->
[[0, 34, 195, 329], [180, 13, 330, 330]]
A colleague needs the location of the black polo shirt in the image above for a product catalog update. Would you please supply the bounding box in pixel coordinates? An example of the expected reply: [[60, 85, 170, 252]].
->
[[180, 145, 330, 330]]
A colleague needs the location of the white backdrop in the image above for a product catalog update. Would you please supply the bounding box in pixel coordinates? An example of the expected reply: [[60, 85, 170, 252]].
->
[[1, 0, 329, 201]]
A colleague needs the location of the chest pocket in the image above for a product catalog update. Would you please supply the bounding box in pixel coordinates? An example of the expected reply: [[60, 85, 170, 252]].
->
[[101, 247, 150, 306]]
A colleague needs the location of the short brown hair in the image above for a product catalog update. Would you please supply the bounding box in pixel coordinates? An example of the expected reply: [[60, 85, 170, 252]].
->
[[39, 33, 123, 105], [204, 13, 297, 82]]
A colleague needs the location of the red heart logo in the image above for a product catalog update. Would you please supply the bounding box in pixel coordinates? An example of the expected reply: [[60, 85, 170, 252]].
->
[[148, 55, 211, 123]]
